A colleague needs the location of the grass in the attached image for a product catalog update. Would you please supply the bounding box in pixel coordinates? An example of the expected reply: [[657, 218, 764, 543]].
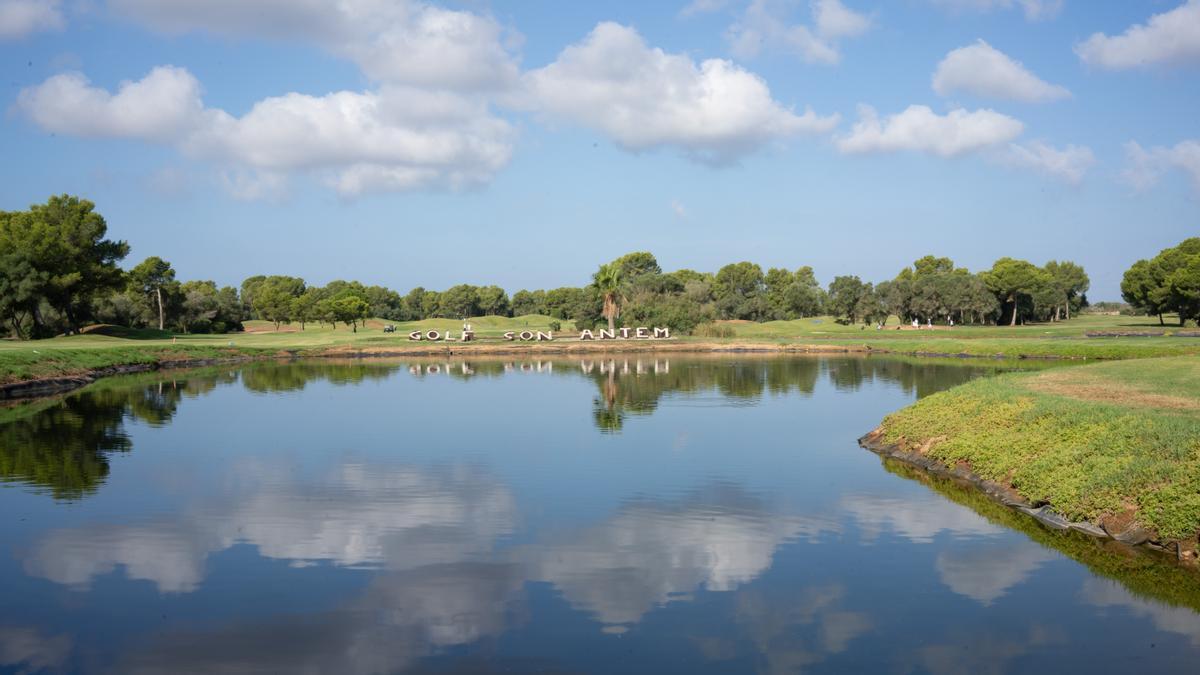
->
[[1, 313, 1197, 386], [877, 356, 1200, 541]]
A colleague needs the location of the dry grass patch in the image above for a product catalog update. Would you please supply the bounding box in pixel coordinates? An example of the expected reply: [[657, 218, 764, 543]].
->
[[1026, 369, 1200, 413]]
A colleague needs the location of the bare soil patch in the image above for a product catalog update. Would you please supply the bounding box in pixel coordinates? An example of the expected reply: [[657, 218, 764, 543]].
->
[[1027, 371, 1200, 412]]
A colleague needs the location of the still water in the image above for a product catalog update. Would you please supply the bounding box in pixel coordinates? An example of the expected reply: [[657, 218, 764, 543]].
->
[[1, 356, 1198, 674]]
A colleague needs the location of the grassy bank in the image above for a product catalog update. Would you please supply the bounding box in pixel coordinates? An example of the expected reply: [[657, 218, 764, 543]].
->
[[874, 356, 1200, 544], [1, 313, 1198, 387]]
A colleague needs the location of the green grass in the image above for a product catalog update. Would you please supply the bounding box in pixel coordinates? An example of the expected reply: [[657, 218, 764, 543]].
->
[[878, 356, 1200, 541], [1, 312, 1197, 385]]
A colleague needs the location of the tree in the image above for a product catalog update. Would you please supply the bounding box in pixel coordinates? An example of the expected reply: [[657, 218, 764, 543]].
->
[[0, 195, 129, 335], [476, 285, 511, 317], [511, 289, 546, 316], [364, 285, 403, 320], [981, 258, 1045, 326], [128, 256, 176, 330], [612, 251, 662, 280], [1167, 254, 1200, 326], [593, 263, 624, 331], [403, 287, 428, 320], [856, 283, 888, 325], [439, 284, 479, 319], [1044, 260, 1089, 320], [912, 255, 955, 279], [253, 276, 305, 329], [330, 295, 370, 332], [827, 275, 868, 324], [713, 262, 765, 320], [290, 288, 321, 330], [1122, 238, 1200, 326]]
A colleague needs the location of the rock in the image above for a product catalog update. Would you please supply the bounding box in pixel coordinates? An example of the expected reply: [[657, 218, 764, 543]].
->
[[1068, 521, 1109, 538], [1111, 526, 1153, 546], [1019, 506, 1070, 530]]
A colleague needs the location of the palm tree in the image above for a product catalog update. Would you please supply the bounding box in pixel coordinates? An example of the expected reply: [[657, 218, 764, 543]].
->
[[593, 263, 624, 332]]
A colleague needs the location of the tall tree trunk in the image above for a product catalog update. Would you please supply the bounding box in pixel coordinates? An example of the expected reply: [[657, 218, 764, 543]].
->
[[156, 286, 165, 330], [1159, 313, 1164, 326], [1008, 295, 1017, 326], [1065, 301, 1071, 320]]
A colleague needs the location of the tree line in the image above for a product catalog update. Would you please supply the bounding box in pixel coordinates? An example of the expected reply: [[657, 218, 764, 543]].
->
[[28, 194, 1200, 341]]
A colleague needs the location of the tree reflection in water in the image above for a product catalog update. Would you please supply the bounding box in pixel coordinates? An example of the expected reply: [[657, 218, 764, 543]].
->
[[0, 356, 1037, 496]]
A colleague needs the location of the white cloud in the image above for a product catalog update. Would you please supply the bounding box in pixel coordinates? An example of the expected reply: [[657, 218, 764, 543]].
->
[[726, 0, 872, 64], [840, 494, 1005, 543], [671, 199, 687, 218], [17, 67, 515, 197], [24, 463, 516, 592], [680, 0, 733, 17], [523, 22, 837, 164], [933, 40, 1070, 102], [1122, 139, 1200, 192], [518, 486, 837, 627], [15, 66, 207, 142], [0, 0, 63, 39], [1076, 0, 1200, 70], [935, 543, 1055, 605], [927, 0, 1063, 22], [997, 141, 1095, 184], [836, 104, 1024, 157], [109, 0, 520, 91], [813, 0, 872, 38]]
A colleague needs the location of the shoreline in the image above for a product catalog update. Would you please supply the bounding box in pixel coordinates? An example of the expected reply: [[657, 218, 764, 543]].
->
[[0, 339, 1091, 400], [859, 427, 1199, 566]]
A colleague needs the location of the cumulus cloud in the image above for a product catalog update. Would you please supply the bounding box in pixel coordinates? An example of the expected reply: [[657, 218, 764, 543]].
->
[[24, 463, 517, 592], [0, 0, 63, 39], [523, 22, 837, 164], [836, 104, 1023, 157], [517, 485, 838, 627], [16, 66, 208, 142], [927, 0, 1063, 22], [16, 67, 515, 197], [726, 0, 872, 64], [1076, 0, 1200, 70], [841, 494, 1006, 543], [935, 543, 1056, 605], [113, 564, 524, 675], [933, 40, 1070, 102], [1123, 139, 1200, 192], [997, 141, 1095, 184], [109, 0, 520, 91]]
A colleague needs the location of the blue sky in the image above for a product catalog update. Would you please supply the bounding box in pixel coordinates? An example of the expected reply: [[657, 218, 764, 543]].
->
[[1, 0, 1198, 300]]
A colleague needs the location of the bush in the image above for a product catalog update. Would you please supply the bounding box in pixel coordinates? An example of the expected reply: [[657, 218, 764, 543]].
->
[[548, 320, 561, 332], [693, 322, 736, 338]]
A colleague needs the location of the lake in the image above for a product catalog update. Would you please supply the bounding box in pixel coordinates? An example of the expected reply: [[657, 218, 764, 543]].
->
[[1, 356, 1198, 674]]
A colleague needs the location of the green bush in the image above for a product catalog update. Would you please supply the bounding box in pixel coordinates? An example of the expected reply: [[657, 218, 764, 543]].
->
[[693, 323, 736, 338]]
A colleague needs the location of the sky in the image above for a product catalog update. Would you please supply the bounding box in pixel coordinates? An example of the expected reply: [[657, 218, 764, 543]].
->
[[1, 0, 1198, 300]]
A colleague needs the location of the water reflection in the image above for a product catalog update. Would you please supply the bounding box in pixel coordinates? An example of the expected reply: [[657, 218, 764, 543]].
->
[[0, 625, 71, 674], [3, 356, 1199, 674], [24, 463, 515, 592], [1, 356, 1012, 497], [517, 484, 838, 628], [112, 562, 525, 675]]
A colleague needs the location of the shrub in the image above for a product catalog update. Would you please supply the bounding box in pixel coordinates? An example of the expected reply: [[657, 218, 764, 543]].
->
[[693, 322, 736, 338]]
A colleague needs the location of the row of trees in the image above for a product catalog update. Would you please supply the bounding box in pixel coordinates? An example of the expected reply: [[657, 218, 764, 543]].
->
[[1121, 238, 1200, 325], [817, 256, 1090, 328], [1, 194, 1108, 339]]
